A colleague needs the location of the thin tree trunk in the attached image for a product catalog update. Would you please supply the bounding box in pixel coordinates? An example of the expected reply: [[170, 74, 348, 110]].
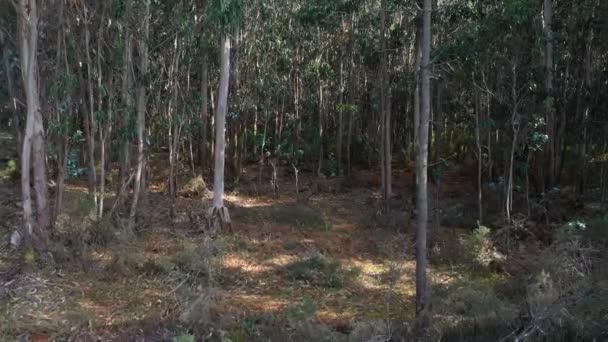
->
[[346, 15, 356, 177], [475, 90, 483, 224], [118, 0, 133, 207], [317, 82, 324, 177], [83, 5, 98, 212], [543, 0, 556, 187], [380, 1, 391, 213], [128, 0, 150, 231], [337, 56, 344, 178], [18, 0, 50, 257], [212, 34, 231, 211], [506, 64, 519, 224], [200, 54, 209, 173], [415, 0, 432, 329], [412, 13, 422, 206], [54, 137, 68, 223]]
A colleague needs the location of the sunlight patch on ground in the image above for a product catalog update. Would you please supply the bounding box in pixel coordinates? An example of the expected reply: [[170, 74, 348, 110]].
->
[[223, 254, 273, 274], [221, 293, 288, 314], [225, 194, 275, 208]]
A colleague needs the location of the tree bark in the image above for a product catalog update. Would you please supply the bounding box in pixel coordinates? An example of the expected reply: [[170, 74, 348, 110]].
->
[[200, 54, 209, 173], [475, 90, 483, 224], [117, 0, 133, 207], [18, 0, 50, 257], [415, 0, 432, 329], [543, 0, 557, 188], [128, 0, 150, 231], [212, 34, 231, 210], [83, 4, 98, 211], [380, 1, 391, 213]]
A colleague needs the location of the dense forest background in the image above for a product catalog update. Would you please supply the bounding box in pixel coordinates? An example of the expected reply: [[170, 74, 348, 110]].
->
[[0, 0, 607, 340]]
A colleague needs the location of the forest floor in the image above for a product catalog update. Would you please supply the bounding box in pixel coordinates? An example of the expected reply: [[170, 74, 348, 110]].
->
[[0, 131, 606, 341]]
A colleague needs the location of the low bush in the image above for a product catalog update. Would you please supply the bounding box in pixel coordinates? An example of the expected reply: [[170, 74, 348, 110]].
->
[[282, 252, 360, 288], [0, 159, 19, 181], [178, 175, 209, 198]]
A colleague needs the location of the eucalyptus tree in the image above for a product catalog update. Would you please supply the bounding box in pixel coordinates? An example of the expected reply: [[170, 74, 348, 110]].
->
[[415, 0, 432, 328], [15, 0, 51, 258], [127, 0, 151, 230], [207, 0, 243, 228]]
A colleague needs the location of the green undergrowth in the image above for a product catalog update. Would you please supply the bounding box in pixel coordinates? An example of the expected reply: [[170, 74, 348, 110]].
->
[[281, 252, 360, 288], [0, 159, 19, 181]]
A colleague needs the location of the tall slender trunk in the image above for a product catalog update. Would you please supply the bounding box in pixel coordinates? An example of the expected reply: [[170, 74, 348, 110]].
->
[[415, 0, 432, 327], [128, 0, 150, 230], [412, 13, 422, 204], [380, 1, 391, 213], [54, 137, 68, 223], [97, 8, 109, 219], [212, 34, 231, 209], [18, 0, 50, 256], [83, 5, 98, 211], [506, 64, 519, 224], [317, 82, 324, 177], [118, 0, 133, 206], [475, 90, 483, 224], [52, 2, 67, 225], [543, 0, 556, 187], [337, 47, 344, 178], [200, 54, 209, 173], [346, 15, 356, 177]]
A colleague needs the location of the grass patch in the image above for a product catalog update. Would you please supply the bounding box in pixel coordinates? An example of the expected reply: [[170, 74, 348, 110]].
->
[[282, 252, 360, 288], [237, 204, 327, 230]]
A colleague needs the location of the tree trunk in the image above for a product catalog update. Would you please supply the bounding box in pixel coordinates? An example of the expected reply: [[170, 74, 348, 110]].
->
[[118, 0, 133, 208], [212, 34, 231, 214], [128, 0, 150, 231], [380, 1, 391, 213], [415, 0, 432, 329], [317, 82, 324, 177], [337, 58, 344, 178], [346, 19, 356, 178], [475, 90, 483, 224], [543, 0, 557, 187], [83, 6, 98, 212], [200, 54, 209, 173], [412, 12, 422, 206], [18, 0, 50, 258], [506, 64, 519, 224]]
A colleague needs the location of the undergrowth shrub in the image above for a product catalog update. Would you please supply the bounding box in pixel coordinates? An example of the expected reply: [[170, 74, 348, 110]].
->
[[462, 224, 493, 267], [280, 297, 345, 341], [433, 276, 518, 339], [282, 252, 360, 288], [86, 220, 117, 247], [178, 175, 209, 197], [514, 220, 607, 340], [0, 159, 19, 181]]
